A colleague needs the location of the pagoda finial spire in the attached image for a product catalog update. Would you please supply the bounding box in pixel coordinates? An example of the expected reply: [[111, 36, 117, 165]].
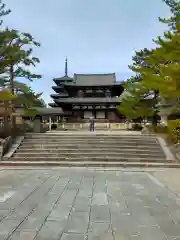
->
[[65, 57, 68, 76]]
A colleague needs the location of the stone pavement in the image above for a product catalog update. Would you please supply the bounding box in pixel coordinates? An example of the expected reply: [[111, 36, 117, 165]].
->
[[0, 168, 179, 239], [153, 168, 180, 198]]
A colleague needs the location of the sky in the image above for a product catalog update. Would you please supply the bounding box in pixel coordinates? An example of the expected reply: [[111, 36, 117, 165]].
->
[[4, 0, 170, 104]]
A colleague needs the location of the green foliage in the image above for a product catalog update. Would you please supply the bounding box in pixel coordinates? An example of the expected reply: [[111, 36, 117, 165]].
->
[[1, 30, 43, 120], [141, 27, 180, 98], [0, 4, 41, 93], [15, 86, 45, 108], [159, 0, 180, 31], [0, 121, 34, 138], [131, 123, 143, 131], [0, 89, 15, 100], [0, 1, 45, 129], [146, 124, 168, 133], [24, 108, 40, 117], [22, 121, 33, 132], [118, 50, 157, 120], [0, 29, 41, 83], [0, 0, 11, 25], [168, 119, 180, 143], [118, 0, 180, 122], [11, 122, 33, 137], [118, 93, 154, 120]]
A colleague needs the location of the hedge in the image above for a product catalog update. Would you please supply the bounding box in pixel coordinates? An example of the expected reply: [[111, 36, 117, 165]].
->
[[147, 124, 168, 133], [168, 119, 180, 143]]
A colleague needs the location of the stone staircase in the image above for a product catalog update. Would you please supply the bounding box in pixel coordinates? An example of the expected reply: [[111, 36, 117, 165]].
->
[[2, 132, 179, 167]]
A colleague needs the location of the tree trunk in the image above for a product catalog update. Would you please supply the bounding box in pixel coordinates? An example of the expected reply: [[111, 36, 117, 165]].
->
[[9, 64, 16, 132], [152, 114, 158, 126], [3, 101, 11, 137], [3, 115, 10, 137], [9, 64, 14, 95], [152, 90, 159, 126]]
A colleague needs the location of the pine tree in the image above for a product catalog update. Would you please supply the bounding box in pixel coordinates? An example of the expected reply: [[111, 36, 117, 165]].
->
[[15, 86, 45, 109], [0, 0, 11, 25], [0, 1, 11, 74], [118, 49, 158, 122], [0, 1, 42, 130], [0, 2, 13, 132], [119, 0, 180, 123], [1, 29, 41, 91], [1, 30, 42, 129], [159, 0, 180, 31]]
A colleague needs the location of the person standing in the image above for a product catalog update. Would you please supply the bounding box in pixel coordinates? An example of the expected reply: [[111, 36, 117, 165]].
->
[[89, 116, 95, 132]]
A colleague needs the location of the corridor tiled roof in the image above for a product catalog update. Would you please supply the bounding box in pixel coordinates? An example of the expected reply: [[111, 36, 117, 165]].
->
[[33, 107, 64, 115]]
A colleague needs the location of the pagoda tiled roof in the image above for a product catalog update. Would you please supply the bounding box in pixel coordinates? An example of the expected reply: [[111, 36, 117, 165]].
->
[[48, 103, 58, 107], [53, 75, 73, 85], [53, 75, 73, 81], [50, 93, 69, 98], [52, 86, 64, 93]]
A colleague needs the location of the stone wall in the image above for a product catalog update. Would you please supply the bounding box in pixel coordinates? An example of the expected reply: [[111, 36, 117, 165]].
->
[[0, 136, 13, 160]]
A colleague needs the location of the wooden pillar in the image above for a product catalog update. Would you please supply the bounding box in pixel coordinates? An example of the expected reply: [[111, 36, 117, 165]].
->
[[94, 105, 96, 119], [49, 116, 52, 131], [105, 106, 108, 120], [62, 116, 65, 129], [80, 106, 83, 119]]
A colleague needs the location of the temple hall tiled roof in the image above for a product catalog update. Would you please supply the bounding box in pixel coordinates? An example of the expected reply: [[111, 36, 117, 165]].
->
[[73, 73, 116, 86]]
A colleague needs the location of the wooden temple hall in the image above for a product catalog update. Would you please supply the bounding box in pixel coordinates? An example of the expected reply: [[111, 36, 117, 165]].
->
[[49, 58, 125, 122]]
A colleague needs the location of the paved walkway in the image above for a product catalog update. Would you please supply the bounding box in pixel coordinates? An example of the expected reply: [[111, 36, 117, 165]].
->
[[153, 169, 180, 198], [0, 168, 179, 239]]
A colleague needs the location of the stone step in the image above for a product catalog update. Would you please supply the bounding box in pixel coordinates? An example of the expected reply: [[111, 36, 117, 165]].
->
[[11, 133, 171, 169], [25, 133, 152, 136], [1, 160, 180, 168], [24, 134, 156, 138], [25, 135, 151, 140], [15, 148, 164, 154], [25, 132, 143, 135], [13, 152, 165, 159], [10, 156, 168, 162], [18, 145, 163, 151], [16, 146, 163, 151], [22, 139, 158, 145], [25, 135, 156, 140], [21, 143, 160, 149]]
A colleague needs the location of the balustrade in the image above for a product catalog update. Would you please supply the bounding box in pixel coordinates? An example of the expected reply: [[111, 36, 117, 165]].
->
[[50, 122, 130, 131]]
